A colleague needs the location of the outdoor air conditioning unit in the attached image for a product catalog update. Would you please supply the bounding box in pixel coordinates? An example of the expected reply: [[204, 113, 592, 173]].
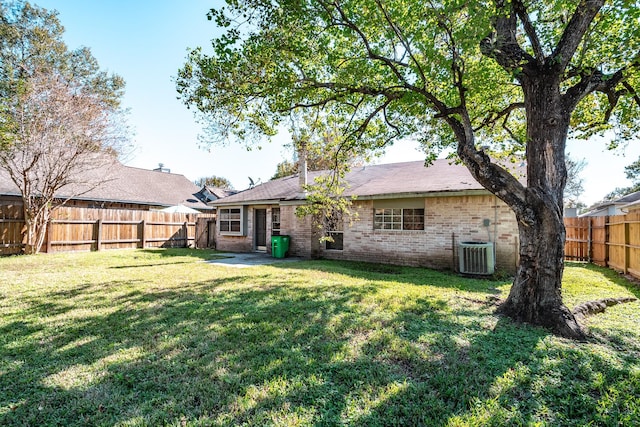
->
[[459, 242, 495, 275]]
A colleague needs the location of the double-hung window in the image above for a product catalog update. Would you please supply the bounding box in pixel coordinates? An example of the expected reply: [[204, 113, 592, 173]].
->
[[374, 208, 425, 231], [219, 207, 243, 235], [325, 211, 344, 250], [271, 208, 281, 236]]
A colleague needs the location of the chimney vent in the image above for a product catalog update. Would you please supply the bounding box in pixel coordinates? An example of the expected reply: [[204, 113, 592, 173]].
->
[[153, 163, 171, 173]]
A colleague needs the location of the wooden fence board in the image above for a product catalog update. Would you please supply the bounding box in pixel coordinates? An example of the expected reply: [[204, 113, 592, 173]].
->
[[0, 205, 206, 255], [590, 216, 607, 266], [0, 202, 24, 255], [563, 212, 640, 280]]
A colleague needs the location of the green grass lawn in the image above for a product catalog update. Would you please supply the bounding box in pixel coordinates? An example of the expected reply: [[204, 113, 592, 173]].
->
[[1, 249, 639, 426]]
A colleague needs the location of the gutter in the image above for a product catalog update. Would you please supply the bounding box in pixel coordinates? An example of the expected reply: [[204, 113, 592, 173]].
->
[[211, 198, 283, 207]]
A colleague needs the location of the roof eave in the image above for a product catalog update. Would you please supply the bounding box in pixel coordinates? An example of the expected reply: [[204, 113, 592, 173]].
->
[[353, 189, 490, 200], [211, 198, 283, 207], [209, 189, 492, 207], [1, 192, 213, 210]]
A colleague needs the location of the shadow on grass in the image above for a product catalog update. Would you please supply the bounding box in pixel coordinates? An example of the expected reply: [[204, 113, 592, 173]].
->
[[565, 262, 640, 362], [1, 263, 638, 425], [280, 258, 505, 295], [138, 248, 224, 261], [566, 261, 640, 299], [109, 261, 195, 269]]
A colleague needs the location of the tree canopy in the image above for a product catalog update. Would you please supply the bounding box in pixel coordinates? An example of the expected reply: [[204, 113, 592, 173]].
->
[[605, 156, 640, 199], [0, 1, 129, 253], [178, 0, 639, 153], [177, 0, 640, 339], [0, 1, 124, 108], [195, 175, 234, 189], [271, 114, 374, 180], [564, 154, 586, 208]]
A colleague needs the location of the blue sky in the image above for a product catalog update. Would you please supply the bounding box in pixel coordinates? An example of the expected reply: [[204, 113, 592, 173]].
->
[[35, 0, 640, 205]]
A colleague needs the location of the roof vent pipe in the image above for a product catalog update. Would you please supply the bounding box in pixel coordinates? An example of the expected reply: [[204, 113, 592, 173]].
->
[[154, 163, 170, 173]]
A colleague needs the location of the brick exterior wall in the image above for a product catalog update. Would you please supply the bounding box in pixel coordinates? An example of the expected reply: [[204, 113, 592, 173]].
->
[[215, 206, 255, 253], [215, 204, 318, 257], [320, 195, 519, 273], [279, 205, 316, 257], [214, 195, 519, 273], [214, 205, 310, 255]]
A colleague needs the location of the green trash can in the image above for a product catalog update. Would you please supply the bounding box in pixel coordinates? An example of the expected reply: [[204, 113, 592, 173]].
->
[[271, 235, 284, 258], [271, 235, 290, 258], [281, 235, 290, 256]]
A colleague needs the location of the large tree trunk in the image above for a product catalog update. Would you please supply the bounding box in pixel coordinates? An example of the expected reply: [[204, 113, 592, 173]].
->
[[498, 197, 584, 339], [498, 73, 585, 340], [21, 199, 51, 254]]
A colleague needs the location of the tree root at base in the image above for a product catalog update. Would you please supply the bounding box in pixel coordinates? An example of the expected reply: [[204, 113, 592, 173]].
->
[[572, 297, 638, 321]]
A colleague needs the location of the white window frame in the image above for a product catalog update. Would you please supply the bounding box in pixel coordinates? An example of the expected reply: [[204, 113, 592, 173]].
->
[[271, 207, 281, 236], [218, 207, 244, 236], [325, 212, 344, 251], [374, 208, 425, 231]]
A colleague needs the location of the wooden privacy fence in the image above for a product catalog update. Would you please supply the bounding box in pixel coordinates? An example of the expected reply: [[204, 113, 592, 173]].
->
[[564, 212, 640, 280], [0, 204, 206, 255]]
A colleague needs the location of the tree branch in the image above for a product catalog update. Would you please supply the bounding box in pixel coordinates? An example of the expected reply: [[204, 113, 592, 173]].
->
[[448, 107, 528, 216], [456, 136, 528, 217], [325, 0, 410, 86], [432, 9, 466, 106], [480, 0, 534, 72], [373, 0, 427, 86], [502, 115, 524, 146], [622, 81, 640, 109], [474, 102, 525, 132], [563, 66, 628, 113], [513, 0, 544, 62], [551, 0, 605, 72]]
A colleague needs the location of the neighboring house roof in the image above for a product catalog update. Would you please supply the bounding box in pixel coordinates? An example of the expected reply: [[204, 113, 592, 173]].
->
[[580, 191, 640, 217], [0, 162, 213, 210], [196, 185, 238, 204], [213, 159, 522, 206], [622, 199, 640, 211]]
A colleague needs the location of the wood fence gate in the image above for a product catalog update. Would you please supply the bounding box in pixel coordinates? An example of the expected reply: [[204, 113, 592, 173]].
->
[[194, 214, 216, 249]]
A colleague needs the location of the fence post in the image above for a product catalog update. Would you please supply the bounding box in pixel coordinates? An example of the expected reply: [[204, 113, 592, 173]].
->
[[587, 218, 592, 263], [46, 219, 53, 253], [140, 220, 146, 249], [605, 216, 610, 267], [183, 221, 188, 248], [95, 219, 102, 251], [624, 220, 630, 274]]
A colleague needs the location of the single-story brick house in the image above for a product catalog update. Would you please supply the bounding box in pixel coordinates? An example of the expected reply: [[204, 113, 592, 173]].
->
[[0, 162, 213, 212], [211, 160, 522, 273]]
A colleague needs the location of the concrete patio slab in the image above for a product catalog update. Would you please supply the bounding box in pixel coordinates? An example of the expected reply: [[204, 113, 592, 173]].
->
[[206, 252, 303, 268]]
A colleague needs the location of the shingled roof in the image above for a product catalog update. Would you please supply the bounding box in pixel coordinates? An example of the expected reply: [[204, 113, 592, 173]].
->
[[580, 190, 640, 217], [213, 159, 517, 206], [0, 162, 212, 210]]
